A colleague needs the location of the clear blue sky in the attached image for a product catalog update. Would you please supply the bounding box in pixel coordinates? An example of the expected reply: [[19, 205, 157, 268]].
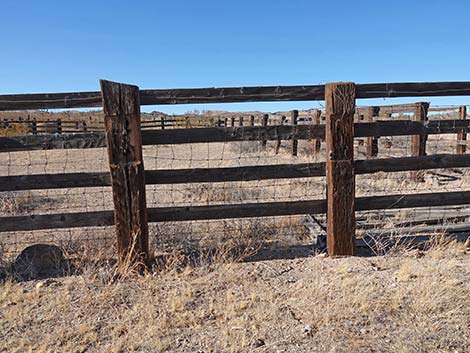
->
[[1, 0, 469, 113]]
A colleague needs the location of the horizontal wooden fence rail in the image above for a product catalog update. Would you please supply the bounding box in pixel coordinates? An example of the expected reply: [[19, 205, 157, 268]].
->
[[1, 153, 469, 192], [2, 190, 470, 233], [3, 119, 470, 152], [2, 81, 470, 111]]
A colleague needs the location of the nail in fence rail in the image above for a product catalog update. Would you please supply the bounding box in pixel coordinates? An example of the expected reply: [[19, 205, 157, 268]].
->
[[410, 102, 429, 181], [325, 82, 356, 256], [457, 106, 467, 154], [100, 80, 150, 271]]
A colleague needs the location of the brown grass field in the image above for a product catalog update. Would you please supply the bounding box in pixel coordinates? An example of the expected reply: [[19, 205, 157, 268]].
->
[[1, 114, 470, 352]]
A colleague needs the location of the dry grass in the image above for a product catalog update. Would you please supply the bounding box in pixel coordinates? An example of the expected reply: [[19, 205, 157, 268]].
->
[[0, 240, 469, 353]]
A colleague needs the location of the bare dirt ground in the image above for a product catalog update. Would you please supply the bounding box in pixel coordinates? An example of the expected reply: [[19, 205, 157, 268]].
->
[[1, 241, 469, 353]]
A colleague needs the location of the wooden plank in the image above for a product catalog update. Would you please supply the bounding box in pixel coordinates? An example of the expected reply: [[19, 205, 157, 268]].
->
[[3, 153, 470, 192], [356, 103, 425, 116], [101, 80, 150, 270], [0, 132, 107, 152], [410, 102, 429, 181], [3, 82, 470, 111], [457, 106, 467, 154], [291, 110, 298, 156], [2, 191, 470, 232], [325, 82, 356, 256], [4, 119, 470, 152]]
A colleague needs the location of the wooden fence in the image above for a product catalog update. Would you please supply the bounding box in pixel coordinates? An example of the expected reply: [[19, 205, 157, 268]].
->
[[1, 80, 470, 269], [0, 117, 176, 134]]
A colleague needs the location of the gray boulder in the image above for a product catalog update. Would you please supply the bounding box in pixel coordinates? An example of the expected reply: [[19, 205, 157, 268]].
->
[[12, 244, 66, 280]]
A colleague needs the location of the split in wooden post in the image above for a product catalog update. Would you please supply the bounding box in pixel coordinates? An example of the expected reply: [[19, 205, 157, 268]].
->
[[325, 82, 356, 256], [100, 79, 150, 272], [410, 102, 429, 181], [457, 106, 467, 154]]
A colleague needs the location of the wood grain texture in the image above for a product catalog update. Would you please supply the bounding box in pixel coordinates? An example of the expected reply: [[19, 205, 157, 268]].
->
[[325, 82, 356, 256], [101, 80, 150, 269], [3, 190, 470, 232], [2, 82, 470, 111]]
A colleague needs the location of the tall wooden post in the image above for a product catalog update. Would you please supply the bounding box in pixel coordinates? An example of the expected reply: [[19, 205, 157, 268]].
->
[[261, 114, 269, 150], [291, 110, 299, 156], [231, 117, 235, 127], [239, 116, 244, 127], [457, 106, 467, 154], [250, 115, 255, 126], [313, 110, 322, 156], [410, 102, 429, 181], [56, 119, 62, 134], [325, 82, 356, 256], [224, 117, 228, 127], [366, 107, 378, 158], [275, 115, 286, 154], [161, 116, 166, 130], [100, 80, 150, 271], [31, 118, 37, 135]]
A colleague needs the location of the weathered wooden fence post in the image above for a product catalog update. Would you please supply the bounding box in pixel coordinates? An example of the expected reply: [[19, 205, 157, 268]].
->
[[231, 116, 236, 127], [366, 107, 378, 158], [291, 110, 298, 156], [31, 118, 37, 135], [275, 115, 284, 155], [56, 119, 62, 134], [325, 82, 356, 256], [457, 106, 467, 154], [261, 114, 269, 150], [161, 116, 166, 130], [100, 80, 150, 271], [224, 117, 228, 127], [313, 109, 322, 156], [250, 115, 255, 126], [410, 102, 429, 181], [239, 116, 244, 127]]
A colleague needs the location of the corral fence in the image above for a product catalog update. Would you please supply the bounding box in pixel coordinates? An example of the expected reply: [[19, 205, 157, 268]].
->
[[0, 116, 178, 134], [1, 81, 470, 270]]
